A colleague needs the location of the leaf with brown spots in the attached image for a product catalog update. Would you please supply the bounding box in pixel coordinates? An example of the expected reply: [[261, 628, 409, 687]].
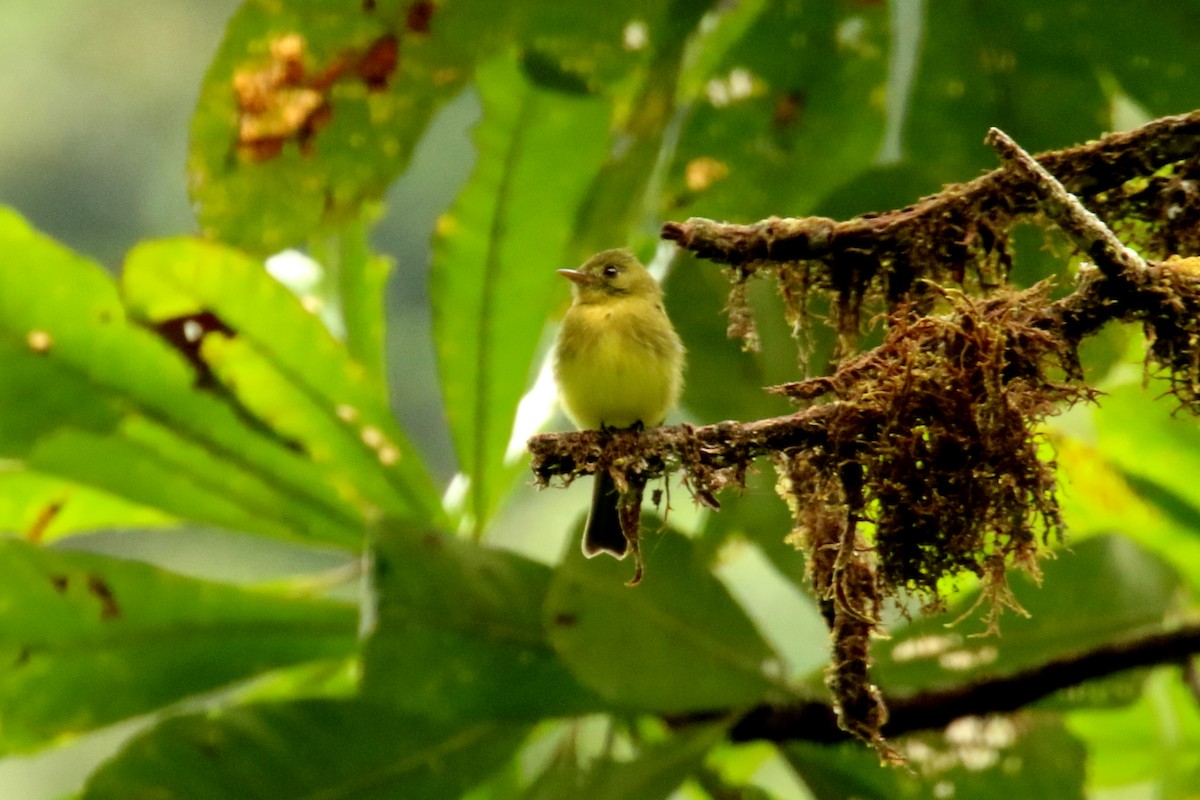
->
[[0, 538, 357, 753]]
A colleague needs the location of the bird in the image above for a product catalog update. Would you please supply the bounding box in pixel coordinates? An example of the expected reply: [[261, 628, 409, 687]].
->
[[552, 249, 685, 559]]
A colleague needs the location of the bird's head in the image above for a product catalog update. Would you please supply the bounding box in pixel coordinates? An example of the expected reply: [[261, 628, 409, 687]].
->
[[558, 249, 661, 304]]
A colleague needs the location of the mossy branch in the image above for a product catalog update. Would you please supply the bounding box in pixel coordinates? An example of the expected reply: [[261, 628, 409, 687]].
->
[[529, 111, 1200, 758], [661, 108, 1200, 269]]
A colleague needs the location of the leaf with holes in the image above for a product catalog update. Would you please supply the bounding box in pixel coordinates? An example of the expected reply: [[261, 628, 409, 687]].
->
[[0, 209, 361, 546], [122, 237, 444, 529]]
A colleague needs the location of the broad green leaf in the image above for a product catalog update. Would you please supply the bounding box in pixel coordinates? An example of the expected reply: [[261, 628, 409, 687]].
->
[[1082, 379, 1200, 592], [544, 530, 786, 713], [188, 0, 685, 253], [0, 539, 356, 754], [0, 210, 125, 456], [510, 0, 675, 91], [361, 523, 604, 721], [786, 716, 1087, 800], [1066, 668, 1200, 794], [906, 1, 1200, 190], [1092, 380, 1200, 512], [665, 261, 797, 427], [871, 535, 1181, 695], [697, 463, 808, 592], [430, 53, 611, 530], [525, 723, 727, 800], [81, 700, 528, 800], [905, 1, 1103, 184], [569, 1, 714, 255], [0, 338, 121, 456], [1056, 434, 1200, 596], [122, 238, 443, 528], [990, 0, 1200, 119], [675, 0, 771, 101], [0, 209, 364, 546], [200, 334, 415, 517], [663, 0, 888, 222], [28, 423, 344, 545], [0, 468, 171, 543]]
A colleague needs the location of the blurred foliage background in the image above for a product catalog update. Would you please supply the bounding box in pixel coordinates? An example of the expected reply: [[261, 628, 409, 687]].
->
[[2, 0, 1200, 798]]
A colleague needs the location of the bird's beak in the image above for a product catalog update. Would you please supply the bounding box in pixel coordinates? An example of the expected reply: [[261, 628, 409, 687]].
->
[[557, 268, 596, 285]]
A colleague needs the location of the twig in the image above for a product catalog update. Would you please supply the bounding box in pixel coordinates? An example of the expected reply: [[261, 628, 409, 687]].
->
[[984, 127, 1149, 281]]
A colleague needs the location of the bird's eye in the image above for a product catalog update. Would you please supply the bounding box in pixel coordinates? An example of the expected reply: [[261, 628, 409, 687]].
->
[[602, 264, 619, 278]]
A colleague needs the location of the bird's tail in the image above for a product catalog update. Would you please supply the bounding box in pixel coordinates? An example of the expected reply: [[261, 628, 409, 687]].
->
[[582, 468, 628, 559]]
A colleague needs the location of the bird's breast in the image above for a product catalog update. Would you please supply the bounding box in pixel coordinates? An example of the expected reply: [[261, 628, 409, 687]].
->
[[554, 300, 683, 430]]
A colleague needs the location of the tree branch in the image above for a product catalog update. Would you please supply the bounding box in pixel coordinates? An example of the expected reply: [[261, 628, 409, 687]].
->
[[529, 123, 1200, 488], [528, 411, 830, 486], [661, 109, 1200, 268], [530, 117, 1200, 754], [701, 622, 1200, 744], [527, 244, 1185, 486]]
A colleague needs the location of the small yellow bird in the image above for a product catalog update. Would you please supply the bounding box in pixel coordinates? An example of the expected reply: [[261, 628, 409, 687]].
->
[[553, 249, 685, 558]]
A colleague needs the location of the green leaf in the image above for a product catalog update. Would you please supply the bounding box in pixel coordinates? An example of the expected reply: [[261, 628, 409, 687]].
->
[[0, 209, 367, 546], [665, 260, 796, 426], [1065, 668, 1200, 794], [27, 423, 337, 544], [1056, 442, 1200, 601], [1091, 380, 1200, 516], [188, 0, 687, 253], [122, 237, 443, 528], [525, 723, 727, 800], [905, 2, 1104, 184], [430, 53, 611, 530], [81, 700, 528, 800], [664, 0, 888, 222], [0, 539, 356, 754], [0, 468, 171, 543], [903, 0, 1200, 191], [569, 1, 713, 254], [871, 535, 1181, 696], [0, 337, 123, 457], [989, 0, 1200, 119], [697, 463, 807, 590], [332, 216, 393, 390], [188, 0, 477, 253], [0, 210, 126, 456], [544, 530, 786, 713], [786, 716, 1087, 800], [1079, 379, 1200, 593], [361, 522, 604, 721]]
